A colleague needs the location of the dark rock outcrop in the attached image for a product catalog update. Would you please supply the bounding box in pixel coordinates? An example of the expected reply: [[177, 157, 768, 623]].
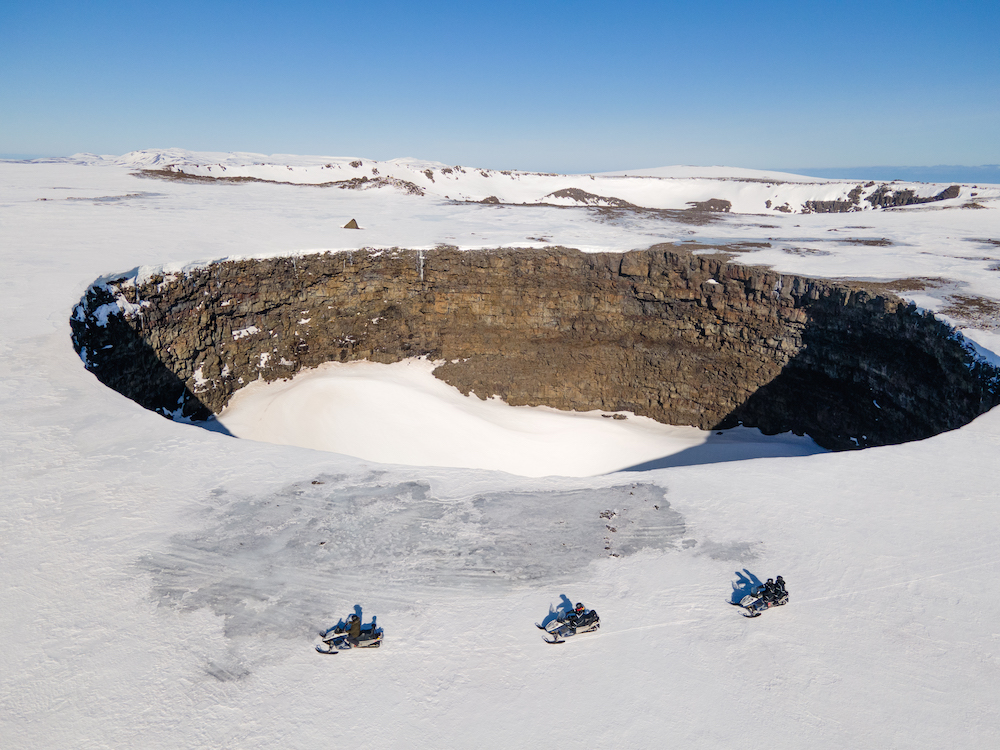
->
[[865, 184, 960, 209], [803, 184, 962, 213], [686, 199, 732, 212], [803, 185, 865, 214], [545, 188, 636, 208], [71, 247, 1000, 451]]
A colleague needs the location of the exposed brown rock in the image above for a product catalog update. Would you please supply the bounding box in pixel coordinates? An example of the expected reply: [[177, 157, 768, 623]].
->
[[71, 246, 1000, 451], [686, 199, 732, 212], [545, 188, 636, 208]]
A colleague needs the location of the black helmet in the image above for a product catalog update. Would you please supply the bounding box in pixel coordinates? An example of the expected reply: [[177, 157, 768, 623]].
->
[[776, 576, 784, 584], [349, 614, 359, 622], [575, 602, 585, 612], [767, 579, 774, 585]]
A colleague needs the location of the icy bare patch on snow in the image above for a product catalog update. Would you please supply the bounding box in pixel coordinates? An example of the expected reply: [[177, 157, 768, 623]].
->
[[140, 478, 685, 644], [697, 539, 762, 562]]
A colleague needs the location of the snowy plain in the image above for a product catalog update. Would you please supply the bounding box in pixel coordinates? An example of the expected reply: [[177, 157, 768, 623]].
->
[[2, 151, 1000, 748]]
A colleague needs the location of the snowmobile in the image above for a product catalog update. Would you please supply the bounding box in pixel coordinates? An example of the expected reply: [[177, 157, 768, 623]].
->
[[315, 616, 383, 654], [536, 608, 600, 644], [733, 587, 788, 618]]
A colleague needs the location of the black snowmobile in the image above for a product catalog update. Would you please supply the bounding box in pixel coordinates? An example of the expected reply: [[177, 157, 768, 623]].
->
[[537, 604, 600, 643], [733, 577, 788, 618], [316, 615, 383, 654]]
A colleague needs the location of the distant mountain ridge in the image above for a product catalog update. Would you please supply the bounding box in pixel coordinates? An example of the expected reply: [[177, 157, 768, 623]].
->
[[6, 150, 999, 186], [12, 149, 999, 211]]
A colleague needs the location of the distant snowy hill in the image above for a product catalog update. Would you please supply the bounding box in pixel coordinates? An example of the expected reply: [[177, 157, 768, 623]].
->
[[44, 148, 996, 215], [597, 164, 825, 182], [788, 164, 1000, 185]]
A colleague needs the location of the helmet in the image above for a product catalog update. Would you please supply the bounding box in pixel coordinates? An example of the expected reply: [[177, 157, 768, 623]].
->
[[776, 576, 784, 584], [767, 579, 774, 585], [575, 602, 585, 612], [349, 614, 359, 622]]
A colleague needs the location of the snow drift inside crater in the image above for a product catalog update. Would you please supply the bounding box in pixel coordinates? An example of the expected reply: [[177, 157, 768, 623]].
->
[[212, 358, 826, 476]]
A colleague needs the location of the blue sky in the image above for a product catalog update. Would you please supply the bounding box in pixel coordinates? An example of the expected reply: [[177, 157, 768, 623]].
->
[[2, 0, 998, 173]]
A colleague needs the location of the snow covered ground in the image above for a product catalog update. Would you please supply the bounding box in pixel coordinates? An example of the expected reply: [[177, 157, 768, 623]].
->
[[2, 151, 1000, 748]]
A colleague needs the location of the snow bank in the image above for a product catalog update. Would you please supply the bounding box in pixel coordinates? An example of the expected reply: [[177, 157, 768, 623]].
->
[[216, 359, 826, 476]]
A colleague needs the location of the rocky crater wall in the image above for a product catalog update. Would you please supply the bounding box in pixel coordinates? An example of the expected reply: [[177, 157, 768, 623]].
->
[[71, 247, 1000, 451]]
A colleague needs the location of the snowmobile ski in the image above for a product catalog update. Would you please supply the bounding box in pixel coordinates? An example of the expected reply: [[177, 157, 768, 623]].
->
[[316, 632, 383, 652], [731, 590, 788, 617]]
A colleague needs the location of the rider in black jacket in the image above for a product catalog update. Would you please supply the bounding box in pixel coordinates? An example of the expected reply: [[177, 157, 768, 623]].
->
[[565, 602, 599, 628]]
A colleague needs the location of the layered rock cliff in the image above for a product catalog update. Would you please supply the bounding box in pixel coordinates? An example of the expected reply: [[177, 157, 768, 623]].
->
[[71, 246, 1000, 451]]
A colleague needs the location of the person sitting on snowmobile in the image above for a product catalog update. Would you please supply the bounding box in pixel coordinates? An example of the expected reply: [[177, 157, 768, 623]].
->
[[754, 579, 777, 603], [346, 613, 362, 645], [762, 577, 788, 603], [563, 602, 588, 625], [564, 602, 600, 630]]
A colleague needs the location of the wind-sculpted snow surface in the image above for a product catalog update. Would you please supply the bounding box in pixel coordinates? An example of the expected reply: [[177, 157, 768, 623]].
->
[[142, 479, 686, 646]]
